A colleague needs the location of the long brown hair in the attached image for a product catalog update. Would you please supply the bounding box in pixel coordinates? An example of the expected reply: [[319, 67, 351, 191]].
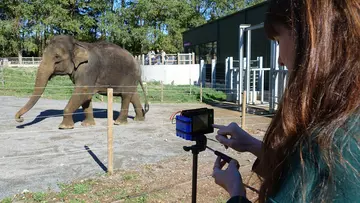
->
[[259, 0, 360, 202]]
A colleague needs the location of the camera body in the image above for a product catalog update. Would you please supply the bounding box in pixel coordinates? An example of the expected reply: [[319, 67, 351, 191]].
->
[[175, 108, 214, 141]]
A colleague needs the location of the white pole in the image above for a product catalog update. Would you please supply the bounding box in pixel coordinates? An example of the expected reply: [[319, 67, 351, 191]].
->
[[239, 24, 250, 105], [246, 29, 252, 104], [211, 59, 216, 88], [260, 56, 264, 104], [230, 57, 234, 101]]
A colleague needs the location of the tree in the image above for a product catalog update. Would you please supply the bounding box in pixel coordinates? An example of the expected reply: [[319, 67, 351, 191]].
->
[[0, 0, 265, 57]]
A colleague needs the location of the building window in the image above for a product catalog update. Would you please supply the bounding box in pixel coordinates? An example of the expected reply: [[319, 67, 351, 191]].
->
[[184, 41, 217, 64]]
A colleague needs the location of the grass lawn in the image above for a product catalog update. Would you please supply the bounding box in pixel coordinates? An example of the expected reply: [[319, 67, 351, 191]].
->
[[0, 67, 227, 104]]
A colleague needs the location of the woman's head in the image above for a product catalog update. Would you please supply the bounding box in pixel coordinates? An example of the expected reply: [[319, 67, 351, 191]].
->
[[264, 0, 297, 71], [259, 0, 360, 202]]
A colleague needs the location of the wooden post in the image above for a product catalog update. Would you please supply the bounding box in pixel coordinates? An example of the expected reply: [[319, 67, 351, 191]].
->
[[107, 88, 114, 175], [177, 53, 180, 64], [189, 78, 192, 95], [161, 81, 164, 102], [144, 82, 148, 95], [192, 52, 195, 64], [200, 82, 203, 103], [241, 91, 246, 129]]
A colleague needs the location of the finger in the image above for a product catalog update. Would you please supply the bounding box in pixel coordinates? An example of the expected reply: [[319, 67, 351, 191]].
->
[[229, 159, 240, 169], [216, 134, 233, 148], [212, 167, 222, 176], [212, 124, 225, 129], [213, 156, 222, 169], [219, 159, 227, 168]]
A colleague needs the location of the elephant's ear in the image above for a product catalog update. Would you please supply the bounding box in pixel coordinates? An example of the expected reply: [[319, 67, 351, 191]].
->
[[72, 42, 89, 69]]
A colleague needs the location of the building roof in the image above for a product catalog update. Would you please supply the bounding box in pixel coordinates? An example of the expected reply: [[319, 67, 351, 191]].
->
[[182, 1, 268, 35]]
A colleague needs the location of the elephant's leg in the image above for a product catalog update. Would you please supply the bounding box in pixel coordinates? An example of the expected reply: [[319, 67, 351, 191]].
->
[[59, 88, 93, 129], [132, 92, 145, 121], [114, 94, 131, 125], [81, 99, 96, 126]]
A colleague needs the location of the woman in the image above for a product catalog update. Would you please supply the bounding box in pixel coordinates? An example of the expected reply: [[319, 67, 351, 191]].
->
[[212, 0, 360, 202]]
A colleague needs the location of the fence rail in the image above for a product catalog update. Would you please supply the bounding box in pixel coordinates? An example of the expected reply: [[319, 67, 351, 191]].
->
[[135, 53, 195, 65], [1, 52, 195, 67], [1, 57, 42, 67]]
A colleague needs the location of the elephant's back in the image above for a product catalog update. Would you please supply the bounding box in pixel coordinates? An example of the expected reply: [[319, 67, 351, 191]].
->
[[90, 43, 139, 89]]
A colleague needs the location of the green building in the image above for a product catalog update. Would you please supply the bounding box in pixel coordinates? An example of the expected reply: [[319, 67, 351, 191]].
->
[[182, 1, 271, 87]]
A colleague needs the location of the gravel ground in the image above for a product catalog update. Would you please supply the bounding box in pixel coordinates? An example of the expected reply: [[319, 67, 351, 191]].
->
[[0, 96, 270, 199]]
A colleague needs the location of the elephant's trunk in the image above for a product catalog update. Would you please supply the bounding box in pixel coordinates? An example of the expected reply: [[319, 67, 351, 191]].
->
[[15, 62, 52, 122]]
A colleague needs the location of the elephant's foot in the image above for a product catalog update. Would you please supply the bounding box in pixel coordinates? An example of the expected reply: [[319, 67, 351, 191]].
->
[[114, 119, 128, 125], [58, 123, 74, 129], [81, 119, 96, 127], [59, 120, 74, 129], [134, 116, 145, 121]]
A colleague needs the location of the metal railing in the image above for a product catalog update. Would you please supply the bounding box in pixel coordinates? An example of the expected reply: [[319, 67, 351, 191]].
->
[[135, 53, 195, 65], [2, 52, 196, 68], [2, 57, 42, 67]]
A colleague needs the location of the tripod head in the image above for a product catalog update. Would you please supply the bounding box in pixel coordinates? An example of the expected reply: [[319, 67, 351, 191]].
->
[[183, 134, 207, 154]]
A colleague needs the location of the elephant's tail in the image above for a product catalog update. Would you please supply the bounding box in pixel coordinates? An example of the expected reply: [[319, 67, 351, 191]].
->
[[139, 79, 149, 114]]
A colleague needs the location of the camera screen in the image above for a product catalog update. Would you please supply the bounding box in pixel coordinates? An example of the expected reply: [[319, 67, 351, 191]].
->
[[192, 114, 209, 132]]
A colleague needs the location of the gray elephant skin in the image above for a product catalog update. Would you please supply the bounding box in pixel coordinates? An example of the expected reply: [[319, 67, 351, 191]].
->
[[15, 35, 149, 129]]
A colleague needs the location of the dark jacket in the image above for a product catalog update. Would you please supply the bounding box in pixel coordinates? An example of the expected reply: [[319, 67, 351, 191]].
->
[[228, 115, 360, 203]]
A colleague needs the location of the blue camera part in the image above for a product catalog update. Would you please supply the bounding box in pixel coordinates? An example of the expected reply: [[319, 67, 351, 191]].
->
[[176, 130, 193, 141], [175, 115, 194, 141], [175, 115, 192, 132]]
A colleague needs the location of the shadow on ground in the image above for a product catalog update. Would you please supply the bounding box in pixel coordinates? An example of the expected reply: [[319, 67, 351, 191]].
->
[[16, 108, 134, 129], [202, 97, 275, 118]]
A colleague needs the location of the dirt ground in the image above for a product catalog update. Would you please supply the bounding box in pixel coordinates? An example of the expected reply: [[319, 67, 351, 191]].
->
[[0, 96, 271, 201]]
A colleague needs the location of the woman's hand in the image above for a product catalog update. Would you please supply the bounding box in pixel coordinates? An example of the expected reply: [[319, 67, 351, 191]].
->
[[213, 123, 263, 157], [212, 156, 245, 197]]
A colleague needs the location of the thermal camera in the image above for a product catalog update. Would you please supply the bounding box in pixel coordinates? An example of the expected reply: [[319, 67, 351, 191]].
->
[[175, 108, 214, 141]]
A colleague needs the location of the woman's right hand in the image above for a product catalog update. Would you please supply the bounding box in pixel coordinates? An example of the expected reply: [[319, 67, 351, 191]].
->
[[213, 122, 262, 157]]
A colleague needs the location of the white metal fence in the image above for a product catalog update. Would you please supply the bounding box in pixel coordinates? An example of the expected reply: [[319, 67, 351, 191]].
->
[[1, 52, 195, 67], [198, 23, 289, 113], [135, 53, 195, 65], [1, 57, 42, 67]]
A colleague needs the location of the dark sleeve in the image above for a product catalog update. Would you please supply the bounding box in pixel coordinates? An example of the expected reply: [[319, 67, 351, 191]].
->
[[252, 157, 269, 178], [251, 146, 277, 178], [227, 196, 252, 203]]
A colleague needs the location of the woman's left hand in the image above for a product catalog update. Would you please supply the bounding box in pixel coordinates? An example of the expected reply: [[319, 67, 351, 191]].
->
[[212, 157, 246, 198]]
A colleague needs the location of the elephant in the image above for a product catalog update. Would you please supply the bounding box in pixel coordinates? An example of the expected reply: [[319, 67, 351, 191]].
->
[[15, 35, 149, 129]]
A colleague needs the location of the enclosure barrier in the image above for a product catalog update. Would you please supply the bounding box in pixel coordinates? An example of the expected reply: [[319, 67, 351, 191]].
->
[[0, 60, 4, 87], [1, 52, 195, 68], [107, 88, 114, 175], [135, 52, 195, 65]]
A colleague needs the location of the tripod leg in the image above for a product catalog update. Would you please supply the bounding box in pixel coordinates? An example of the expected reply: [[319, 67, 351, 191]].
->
[[192, 151, 198, 203]]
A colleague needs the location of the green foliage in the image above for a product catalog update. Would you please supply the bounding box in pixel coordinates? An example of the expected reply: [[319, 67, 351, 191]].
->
[[73, 183, 91, 194], [0, 0, 264, 57], [32, 192, 47, 202], [0, 197, 12, 203]]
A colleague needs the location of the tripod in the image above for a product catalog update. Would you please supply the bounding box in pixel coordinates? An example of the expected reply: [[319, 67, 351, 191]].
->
[[183, 134, 207, 203]]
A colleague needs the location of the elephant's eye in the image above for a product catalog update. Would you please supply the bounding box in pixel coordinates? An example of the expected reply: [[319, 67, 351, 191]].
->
[[54, 54, 62, 63]]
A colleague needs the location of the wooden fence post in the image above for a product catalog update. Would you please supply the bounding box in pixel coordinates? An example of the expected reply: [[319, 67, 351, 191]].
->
[[177, 53, 180, 64], [161, 81, 164, 102], [107, 88, 114, 175], [144, 82, 148, 95], [200, 82, 203, 103], [241, 91, 246, 129], [189, 78, 192, 95]]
